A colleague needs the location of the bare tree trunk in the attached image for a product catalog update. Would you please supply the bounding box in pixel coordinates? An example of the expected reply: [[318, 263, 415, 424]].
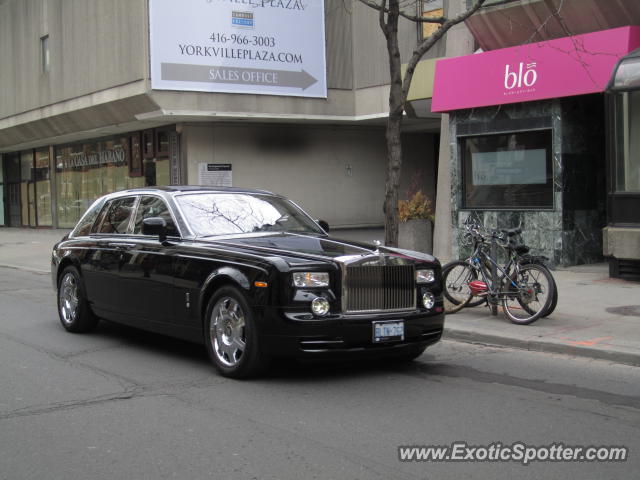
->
[[384, 110, 403, 246], [382, 0, 403, 247], [356, 0, 487, 247]]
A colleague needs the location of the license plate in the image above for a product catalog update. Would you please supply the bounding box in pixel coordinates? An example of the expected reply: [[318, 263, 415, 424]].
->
[[373, 320, 404, 343]]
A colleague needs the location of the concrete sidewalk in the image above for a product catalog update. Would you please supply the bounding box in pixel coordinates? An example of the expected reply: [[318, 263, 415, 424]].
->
[[2, 227, 639, 366]]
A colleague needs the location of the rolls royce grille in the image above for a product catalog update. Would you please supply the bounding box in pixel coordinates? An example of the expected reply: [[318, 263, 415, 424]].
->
[[343, 264, 415, 313]]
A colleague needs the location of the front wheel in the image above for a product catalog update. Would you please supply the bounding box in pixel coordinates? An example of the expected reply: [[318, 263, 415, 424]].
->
[[204, 286, 269, 378], [502, 264, 555, 325], [441, 261, 475, 314]]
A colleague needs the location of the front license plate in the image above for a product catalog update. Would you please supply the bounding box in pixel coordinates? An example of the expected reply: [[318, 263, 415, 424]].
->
[[373, 320, 404, 343]]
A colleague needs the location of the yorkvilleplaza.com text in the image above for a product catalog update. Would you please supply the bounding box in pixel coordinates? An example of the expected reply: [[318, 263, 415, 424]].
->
[[398, 442, 628, 466]]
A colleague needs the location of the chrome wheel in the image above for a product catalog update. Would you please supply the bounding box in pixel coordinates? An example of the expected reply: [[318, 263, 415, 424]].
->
[[59, 272, 79, 325], [210, 296, 246, 367]]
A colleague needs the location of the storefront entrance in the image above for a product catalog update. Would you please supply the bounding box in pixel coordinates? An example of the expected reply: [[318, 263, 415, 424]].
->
[[1, 149, 52, 228], [2, 154, 22, 227]]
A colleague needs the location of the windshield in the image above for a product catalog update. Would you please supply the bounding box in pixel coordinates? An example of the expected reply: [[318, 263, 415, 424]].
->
[[176, 193, 325, 237]]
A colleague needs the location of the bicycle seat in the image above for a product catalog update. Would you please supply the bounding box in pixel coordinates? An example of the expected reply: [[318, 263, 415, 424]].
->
[[500, 227, 522, 237]]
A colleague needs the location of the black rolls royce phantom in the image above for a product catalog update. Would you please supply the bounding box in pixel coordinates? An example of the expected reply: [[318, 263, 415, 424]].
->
[[52, 187, 444, 378]]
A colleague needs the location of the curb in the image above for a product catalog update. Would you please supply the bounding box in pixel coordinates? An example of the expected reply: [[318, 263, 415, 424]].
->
[[0, 264, 50, 275], [443, 327, 640, 367]]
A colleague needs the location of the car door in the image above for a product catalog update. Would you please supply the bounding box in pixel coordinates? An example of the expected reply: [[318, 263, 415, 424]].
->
[[117, 195, 181, 330], [82, 196, 139, 323]]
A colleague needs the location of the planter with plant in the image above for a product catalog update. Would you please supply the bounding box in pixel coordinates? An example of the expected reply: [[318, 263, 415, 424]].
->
[[398, 189, 435, 254]]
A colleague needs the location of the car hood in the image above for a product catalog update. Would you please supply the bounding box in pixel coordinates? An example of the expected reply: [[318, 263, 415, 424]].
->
[[193, 233, 438, 265]]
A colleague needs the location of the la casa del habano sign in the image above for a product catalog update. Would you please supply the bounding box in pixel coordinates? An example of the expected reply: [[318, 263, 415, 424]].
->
[[58, 146, 127, 170]]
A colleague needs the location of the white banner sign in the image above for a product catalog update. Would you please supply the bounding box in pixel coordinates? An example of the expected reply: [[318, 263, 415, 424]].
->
[[149, 0, 327, 98], [199, 163, 233, 187]]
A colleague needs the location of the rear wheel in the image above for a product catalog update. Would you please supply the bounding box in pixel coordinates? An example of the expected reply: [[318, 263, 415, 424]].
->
[[518, 260, 558, 317], [57, 266, 99, 333], [519, 267, 558, 318], [204, 286, 269, 378], [441, 261, 475, 314], [502, 264, 555, 325]]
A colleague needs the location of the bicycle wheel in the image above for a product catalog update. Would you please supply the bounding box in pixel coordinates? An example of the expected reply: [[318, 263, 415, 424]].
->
[[517, 259, 558, 317], [441, 261, 474, 314], [502, 263, 555, 325], [518, 266, 558, 318], [544, 276, 558, 317]]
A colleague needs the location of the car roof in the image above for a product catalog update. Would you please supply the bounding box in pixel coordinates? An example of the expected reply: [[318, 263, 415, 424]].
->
[[105, 186, 277, 198]]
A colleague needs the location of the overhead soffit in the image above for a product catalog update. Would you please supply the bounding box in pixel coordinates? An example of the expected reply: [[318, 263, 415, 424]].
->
[[0, 95, 162, 152], [466, 0, 640, 51]]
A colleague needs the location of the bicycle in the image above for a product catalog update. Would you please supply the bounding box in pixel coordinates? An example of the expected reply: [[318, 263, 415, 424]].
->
[[442, 221, 556, 324]]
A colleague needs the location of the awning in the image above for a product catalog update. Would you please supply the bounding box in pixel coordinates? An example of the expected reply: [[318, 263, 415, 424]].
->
[[402, 57, 442, 119], [431, 26, 640, 113]]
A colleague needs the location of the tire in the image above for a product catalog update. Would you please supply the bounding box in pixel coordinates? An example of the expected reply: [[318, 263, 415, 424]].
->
[[518, 260, 558, 318], [204, 286, 269, 378], [57, 266, 99, 333], [502, 263, 555, 325], [543, 276, 558, 317], [518, 267, 558, 318], [441, 261, 474, 314]]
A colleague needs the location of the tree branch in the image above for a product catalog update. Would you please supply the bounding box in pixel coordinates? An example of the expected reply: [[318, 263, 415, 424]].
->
[[401, 0, 487, 101], [379, 0, 389, 38], [358, 0, 447, 24]]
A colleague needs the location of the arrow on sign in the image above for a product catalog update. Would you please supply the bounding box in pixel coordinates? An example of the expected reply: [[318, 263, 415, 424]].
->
[[161, 63, 318, 90]]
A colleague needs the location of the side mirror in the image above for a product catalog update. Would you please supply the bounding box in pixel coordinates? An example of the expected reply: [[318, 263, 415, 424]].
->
[[142, 217, 167, 243], [317, 219, 330, 233]]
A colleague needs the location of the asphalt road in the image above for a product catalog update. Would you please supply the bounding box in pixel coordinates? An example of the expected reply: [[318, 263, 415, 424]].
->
[[1, 267, 638, 480]]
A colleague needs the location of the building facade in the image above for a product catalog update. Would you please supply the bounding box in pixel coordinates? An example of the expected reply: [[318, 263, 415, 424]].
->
[[425, 0, 640, 276], [0, 0, 449, 233]]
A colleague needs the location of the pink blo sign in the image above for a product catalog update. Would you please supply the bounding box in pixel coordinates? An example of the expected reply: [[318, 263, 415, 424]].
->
[[431, 26, 640, 113]]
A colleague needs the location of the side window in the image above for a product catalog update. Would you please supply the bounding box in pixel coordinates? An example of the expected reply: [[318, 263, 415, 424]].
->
[[133, 196, 179, 237], [71, 198, 105, 237], [94, 197, 137, 234]]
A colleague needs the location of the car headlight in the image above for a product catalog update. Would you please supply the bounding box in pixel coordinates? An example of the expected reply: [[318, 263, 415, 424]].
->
[[416, 269, 435, 284], [292, 272, 330, 288], [422, 291, 435, 309]]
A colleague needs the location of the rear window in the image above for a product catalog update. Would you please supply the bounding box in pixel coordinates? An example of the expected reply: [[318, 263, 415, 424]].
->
[[70, 198, 106, 237], [93, 197, 137, 234]]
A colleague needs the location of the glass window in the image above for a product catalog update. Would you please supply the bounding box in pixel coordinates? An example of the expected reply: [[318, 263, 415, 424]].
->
[[133, 196, 179, 237], [54, 133, 167, 228], [41, 35, 50, 73], [615, 91, 640, 192], [20, 151, 34, 226], [461, 130, 554, 209], [35, 149, 52, 226], [95, 197, 137, 234], [421, 1, 443, 39], [176, 193, 324, 237], [71, 198, 106, 237]]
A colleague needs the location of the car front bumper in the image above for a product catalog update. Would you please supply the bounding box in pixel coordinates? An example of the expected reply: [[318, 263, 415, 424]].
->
[[258, 307, 445, 358]]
